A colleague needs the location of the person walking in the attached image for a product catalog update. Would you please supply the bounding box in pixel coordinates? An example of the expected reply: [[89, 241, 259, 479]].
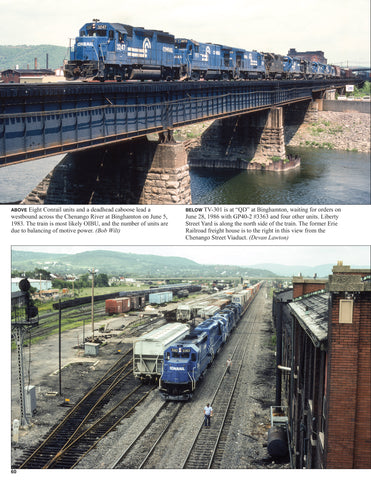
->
[[226, 356, 232, 374], [204, 403, 213, 427]]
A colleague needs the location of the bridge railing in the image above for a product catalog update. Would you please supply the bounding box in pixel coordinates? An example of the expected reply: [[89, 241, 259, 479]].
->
[[0, 79, 351, 165]]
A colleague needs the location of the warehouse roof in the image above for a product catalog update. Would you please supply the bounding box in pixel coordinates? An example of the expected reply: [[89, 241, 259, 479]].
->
[[289, 292, 329, 349]]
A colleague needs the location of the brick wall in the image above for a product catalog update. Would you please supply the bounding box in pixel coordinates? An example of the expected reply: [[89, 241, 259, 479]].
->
[[326, 289, 371, 468], [292, 277, 326, 299]]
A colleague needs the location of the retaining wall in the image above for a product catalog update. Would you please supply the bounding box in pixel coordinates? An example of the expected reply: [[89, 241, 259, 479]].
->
[[323, 100, 371, 114]]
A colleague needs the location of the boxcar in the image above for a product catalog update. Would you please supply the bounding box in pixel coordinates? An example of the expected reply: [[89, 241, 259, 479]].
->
[[105, 297, 130, 315]]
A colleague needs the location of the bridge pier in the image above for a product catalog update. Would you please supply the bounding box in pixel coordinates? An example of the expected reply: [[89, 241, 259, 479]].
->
[[138, 137, 192, 204], [188, 107, 299, 171], [21, 135, 192, 205], [247, 107, 287, 169]]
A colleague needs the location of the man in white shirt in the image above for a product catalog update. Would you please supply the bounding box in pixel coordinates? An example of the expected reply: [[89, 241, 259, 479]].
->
[[204, 403, 213, 427], [226, 356, 232, 373]]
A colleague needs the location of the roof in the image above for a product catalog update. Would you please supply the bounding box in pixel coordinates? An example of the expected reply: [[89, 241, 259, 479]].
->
[[274, 288, 293, 303], [1, 69, 54, 75], [289, 292, 329, 349]]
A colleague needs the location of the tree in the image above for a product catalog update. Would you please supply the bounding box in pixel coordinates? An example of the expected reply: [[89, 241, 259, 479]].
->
[[96, 273, 109, 287]]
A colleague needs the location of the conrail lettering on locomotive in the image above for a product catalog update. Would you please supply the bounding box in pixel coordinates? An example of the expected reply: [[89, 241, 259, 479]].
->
[[64, 20, 351, 82]]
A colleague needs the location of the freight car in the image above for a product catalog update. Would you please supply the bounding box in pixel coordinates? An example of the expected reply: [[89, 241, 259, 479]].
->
[[105, 297, 131, 315], [149, 291, 173, 305], [133, 322, 190, 381], [65, 20, 347, 82], [53, 284, 200, 310], [159, 281, 263, 400]]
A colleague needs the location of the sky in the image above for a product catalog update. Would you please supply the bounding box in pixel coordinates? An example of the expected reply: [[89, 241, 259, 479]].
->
[[11, 245, 370, 268], [1, 0, 370, 66]]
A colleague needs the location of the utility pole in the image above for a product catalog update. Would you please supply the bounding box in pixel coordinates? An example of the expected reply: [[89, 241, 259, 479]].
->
[[11, 279, 39, 426], [88, 268, 98, 341]]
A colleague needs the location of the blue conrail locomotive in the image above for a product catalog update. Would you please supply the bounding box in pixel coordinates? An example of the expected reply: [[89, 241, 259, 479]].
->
[[64, 20, 346, 82], [159, 281, 263, 400]]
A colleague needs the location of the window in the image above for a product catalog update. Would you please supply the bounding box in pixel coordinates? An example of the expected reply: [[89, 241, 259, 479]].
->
[[339, 299, 353, 323]]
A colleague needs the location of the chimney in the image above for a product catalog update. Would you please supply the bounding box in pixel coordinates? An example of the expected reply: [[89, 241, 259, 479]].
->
[[46, 53, 49, 69], [34, 57, 38, 69]]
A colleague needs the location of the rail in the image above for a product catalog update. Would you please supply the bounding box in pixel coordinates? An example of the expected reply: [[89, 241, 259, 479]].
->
[[181, 290, 261, 468], [13, 349, 156, 469]]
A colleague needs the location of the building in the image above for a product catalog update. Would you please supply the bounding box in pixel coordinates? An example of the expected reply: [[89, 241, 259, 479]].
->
[[288, 48, 327, 64], [272, 262, 371, 468], [1, 68, 57, 83]]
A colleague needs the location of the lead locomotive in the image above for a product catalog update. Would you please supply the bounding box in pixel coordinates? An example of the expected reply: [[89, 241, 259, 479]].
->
[[65, 21, 346, 82]]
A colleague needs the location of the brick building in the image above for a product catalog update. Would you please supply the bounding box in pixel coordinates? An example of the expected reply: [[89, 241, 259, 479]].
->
[[272, 262, 371, 468], [0, 69, 55, 83], [287, 48, 327, 64]]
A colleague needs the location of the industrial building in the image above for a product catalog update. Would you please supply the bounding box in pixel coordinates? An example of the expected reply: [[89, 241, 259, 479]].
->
[[287, 48, 327, 64], [272, 262, 371, 468], [0, 68, 55, 83]]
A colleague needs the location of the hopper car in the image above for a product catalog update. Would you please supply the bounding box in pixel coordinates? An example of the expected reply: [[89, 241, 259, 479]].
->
[[133, 322, 190, 381]]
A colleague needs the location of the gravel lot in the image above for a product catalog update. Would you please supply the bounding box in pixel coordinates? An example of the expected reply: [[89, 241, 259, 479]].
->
[[12, 287, 288, 470]]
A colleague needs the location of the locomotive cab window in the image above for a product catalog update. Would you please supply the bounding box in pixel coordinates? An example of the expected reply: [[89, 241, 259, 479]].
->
[[191, 353, 196, 361], [176, 40, 188, 49], [165, 352, 170, 360], [109, 30, 114, 39], [87, 28, 107, 37]]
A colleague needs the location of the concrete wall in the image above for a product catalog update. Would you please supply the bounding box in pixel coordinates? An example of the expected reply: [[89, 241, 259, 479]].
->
[[323, 99, 371, 114]]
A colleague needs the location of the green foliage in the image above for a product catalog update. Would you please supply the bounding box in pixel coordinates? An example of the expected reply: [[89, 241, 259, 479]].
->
[[352, 81, 370, 98], [320, 142, 335, 150], [0, 45, 67, 71], [12, 249, 278, 279]]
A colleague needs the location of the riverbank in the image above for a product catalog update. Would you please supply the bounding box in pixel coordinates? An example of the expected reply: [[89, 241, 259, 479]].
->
[[286, 111, 370, 153], [173, 110, 370, 154]]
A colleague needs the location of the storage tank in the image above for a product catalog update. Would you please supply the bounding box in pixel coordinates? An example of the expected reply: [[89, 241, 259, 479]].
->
[[267, 427, 288, 458], [133, 322, 190, 380]]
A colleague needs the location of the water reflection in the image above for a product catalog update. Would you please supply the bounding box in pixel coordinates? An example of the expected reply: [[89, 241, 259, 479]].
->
[[190, 148, 370, 205], [0, 148, 369, 205]]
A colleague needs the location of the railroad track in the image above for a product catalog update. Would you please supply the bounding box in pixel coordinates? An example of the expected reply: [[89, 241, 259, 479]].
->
[[108, 289, 264, 470], [111, 401, 183, 469], [181, 291, 262, 469], [13, 348, 155, 469]]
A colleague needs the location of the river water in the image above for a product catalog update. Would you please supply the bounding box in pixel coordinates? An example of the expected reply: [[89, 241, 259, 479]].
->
[[0, 148, 369, 205], [190, 147, 370, 205]]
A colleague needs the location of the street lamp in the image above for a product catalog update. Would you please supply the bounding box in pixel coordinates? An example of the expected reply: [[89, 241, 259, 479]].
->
[[88, 268, 98, 341]]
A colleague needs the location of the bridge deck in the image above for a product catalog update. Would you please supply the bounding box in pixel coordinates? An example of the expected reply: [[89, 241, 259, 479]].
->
[[0, 79, 351, 166]]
